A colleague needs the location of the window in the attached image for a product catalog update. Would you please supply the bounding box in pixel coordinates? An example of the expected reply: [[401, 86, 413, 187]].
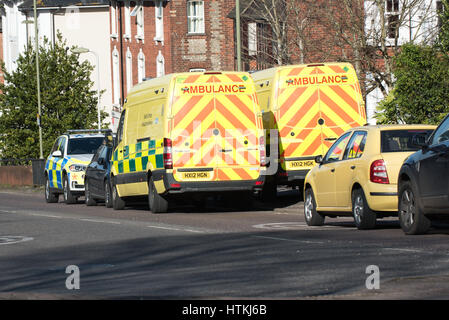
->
[[432, 117, 449, 145], [386, 0, 399, 39], [59, 137, 67, 156], [111, 0, 118, 37], [381, 129, 434, 152], [248, 22, 257, 56], [187, 1, 205, 34], [50, 138, 61, 155], [344, 131, 367, 160], [124, 0, 131, 40], [155, 0, 164, 41], [117, 110, 126, 144], [126, 47, 133, 92], [324, 132, 351, 163], [134, 1, 144, 40], [67, 138, 105, 155], [138, 49, 146, 83], [156, 50, 165, 77], [112, 46, 120, 104]]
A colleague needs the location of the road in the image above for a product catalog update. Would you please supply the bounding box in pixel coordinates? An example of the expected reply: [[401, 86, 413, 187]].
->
[[1, 187, 449, 299]]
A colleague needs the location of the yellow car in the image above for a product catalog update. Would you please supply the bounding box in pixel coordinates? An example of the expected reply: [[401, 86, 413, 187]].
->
[[303, 124, 436, 229]]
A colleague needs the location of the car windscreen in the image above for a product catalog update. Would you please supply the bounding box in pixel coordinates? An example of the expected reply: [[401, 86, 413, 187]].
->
[[381, 129, 434, 153], [67, 137, 105, 155]]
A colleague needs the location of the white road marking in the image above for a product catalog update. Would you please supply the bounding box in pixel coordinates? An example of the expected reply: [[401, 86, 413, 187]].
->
[[383, 248, 426, 254], [0, 236, 34, 246], [251, 235, 324, 244], [79, 218, 122, 225], [252, 222, 355, 231], [146, 225, 205, 234], [30, 213, 65, 219]]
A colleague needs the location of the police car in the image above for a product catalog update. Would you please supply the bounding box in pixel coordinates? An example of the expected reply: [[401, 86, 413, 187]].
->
[[44, 129, 111, 204]]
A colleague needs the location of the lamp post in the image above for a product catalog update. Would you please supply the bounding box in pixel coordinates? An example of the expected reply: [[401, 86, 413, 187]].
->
[[71, 47, 101, 130], [33, 0, 44, 159]]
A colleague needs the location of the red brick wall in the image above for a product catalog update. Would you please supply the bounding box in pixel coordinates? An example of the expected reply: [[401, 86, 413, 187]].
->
[[169, 0, 235, 72]]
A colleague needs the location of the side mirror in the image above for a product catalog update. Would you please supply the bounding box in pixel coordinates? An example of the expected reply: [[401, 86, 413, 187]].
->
[[315, 155, 323, 164], [411, 134, 428, 149], [52, 150, 62, 158]]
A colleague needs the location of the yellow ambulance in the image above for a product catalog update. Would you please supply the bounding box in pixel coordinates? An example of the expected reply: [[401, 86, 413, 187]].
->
[[251, 63, 367, 199], [110, 71, 266, 213]]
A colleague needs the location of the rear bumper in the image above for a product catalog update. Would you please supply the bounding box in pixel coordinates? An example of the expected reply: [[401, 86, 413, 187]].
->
[[153, 170, 265, 195]]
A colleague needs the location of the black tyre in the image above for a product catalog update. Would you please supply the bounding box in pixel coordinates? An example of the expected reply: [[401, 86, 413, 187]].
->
[[304, 188, 325, 226], [112, 180, 126, 210], [148, 177, 168, 213], [352, 188, 376, 230], [104, 180, 113, 208], [44, 176, 59, 203], [260, 180, 277, 202], [85, 179, 97, 206], [63, 175, 77, 204], [398, 181, 431, 235]]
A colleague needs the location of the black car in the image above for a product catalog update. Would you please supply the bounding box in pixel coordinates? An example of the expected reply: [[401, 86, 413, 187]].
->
[[398, 115, 449, 234], [84, 141, 114, 208]]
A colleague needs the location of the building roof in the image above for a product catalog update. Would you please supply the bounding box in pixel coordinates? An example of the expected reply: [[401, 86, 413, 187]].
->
[[19, 0, 109, 10]]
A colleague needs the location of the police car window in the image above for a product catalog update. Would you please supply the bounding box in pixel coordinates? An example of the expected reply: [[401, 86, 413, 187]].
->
[[67, 137, 105, 155], [344, 132, 367, 160], [59, 137, 66, 156], [432, 117, 449, 145], [324, 132, 351, 163], [50, 138, 60, 154]]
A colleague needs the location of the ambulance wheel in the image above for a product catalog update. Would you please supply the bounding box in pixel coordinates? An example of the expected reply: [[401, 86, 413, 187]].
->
[[148, 177, 168, 213], [63, 176, 77, 204], [85, 179, 97, 206], [45, 176, 59, 203], [112, 180, 125, 210]]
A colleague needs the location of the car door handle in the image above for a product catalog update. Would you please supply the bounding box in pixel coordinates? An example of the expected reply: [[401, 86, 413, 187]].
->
[[331, 168, 335, 172], [351, 165, 356, 170]]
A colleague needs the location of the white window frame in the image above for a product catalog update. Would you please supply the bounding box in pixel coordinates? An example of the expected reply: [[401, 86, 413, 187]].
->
[[154, 0, 164, 42], [386, 0, 400, 39], [111, 0, 118, 38], [248, 22, 257, 56], [133, 0, 144, 42], [156, 50, 165, 78], [189, 68, 206, 72], [124, 0, 132, 41], [112, 46, 120, 105], [126, 47, 133, 92], [137, 49, 146, 83], [187, 1, 205, 34]]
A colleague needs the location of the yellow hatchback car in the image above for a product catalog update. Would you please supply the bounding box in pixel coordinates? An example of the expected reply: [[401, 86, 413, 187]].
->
[[303, 125, 436, 229]]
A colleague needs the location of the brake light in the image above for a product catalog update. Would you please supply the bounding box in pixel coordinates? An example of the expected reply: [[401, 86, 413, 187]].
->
[[259, 135, 267, 166], [370, 159, 389, 184], [163, 138, 173, 169]]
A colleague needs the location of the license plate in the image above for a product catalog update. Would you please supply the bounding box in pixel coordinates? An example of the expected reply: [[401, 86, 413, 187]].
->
[[286, 160, 315, 170], [181, 171, 211, 180]]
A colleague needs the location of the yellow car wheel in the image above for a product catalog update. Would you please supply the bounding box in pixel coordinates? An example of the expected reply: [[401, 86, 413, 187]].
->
[[352, 188, 376, 230], [304, 188, 325, 226]]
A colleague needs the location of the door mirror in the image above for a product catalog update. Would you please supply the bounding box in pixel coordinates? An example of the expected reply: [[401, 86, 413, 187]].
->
[[315, 155, 323, 164], [52, 150, 62, 158]]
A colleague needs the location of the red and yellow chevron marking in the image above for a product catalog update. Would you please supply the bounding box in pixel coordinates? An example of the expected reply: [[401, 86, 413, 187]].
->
[[170, 73, 262, 181], [276, 64, 366, 167]]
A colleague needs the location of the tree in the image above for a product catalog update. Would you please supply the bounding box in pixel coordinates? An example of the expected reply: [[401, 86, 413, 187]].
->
[[0, 33, 107, 159], [437, 0, 449, 54], [375, 43, 449, 124]]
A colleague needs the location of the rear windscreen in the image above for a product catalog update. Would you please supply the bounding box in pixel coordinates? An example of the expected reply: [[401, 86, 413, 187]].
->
[[381, 130, 433, 153], [67, 137, 105, 155]]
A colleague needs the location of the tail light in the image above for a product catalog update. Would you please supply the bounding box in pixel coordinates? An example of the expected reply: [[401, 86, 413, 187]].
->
[[370, 159, 389, 184], [259, 135, 267, 166], [163, 138, 173, 169]]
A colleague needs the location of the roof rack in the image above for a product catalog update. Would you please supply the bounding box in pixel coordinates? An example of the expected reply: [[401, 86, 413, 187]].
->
[[65, 129, 112, 135]]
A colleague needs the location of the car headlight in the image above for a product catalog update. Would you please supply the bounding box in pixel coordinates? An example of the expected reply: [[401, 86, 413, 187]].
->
[[69, 164, 87, 172]]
